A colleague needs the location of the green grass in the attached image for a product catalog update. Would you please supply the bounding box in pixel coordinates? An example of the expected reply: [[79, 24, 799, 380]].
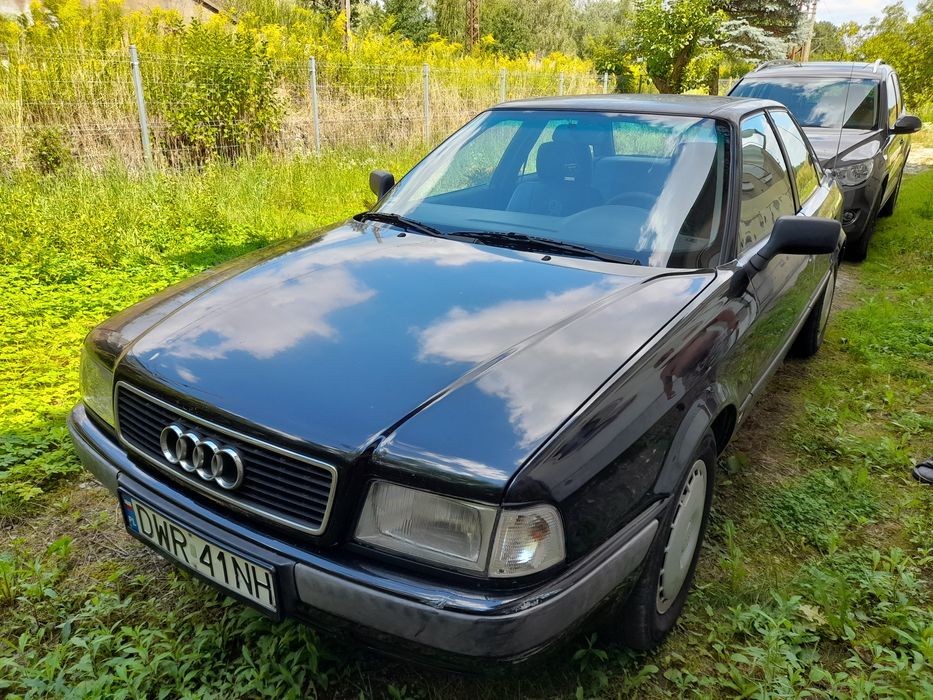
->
[[1, 161, 931, 698]]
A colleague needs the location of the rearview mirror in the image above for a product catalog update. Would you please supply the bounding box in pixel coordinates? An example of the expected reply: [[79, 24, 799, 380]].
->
[[892, 114, 922, 135], [370, 170, 395, 199], [749, 216, 842, 273]]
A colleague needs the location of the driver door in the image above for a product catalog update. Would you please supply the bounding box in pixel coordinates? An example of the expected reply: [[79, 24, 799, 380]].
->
[[734, 113, 810, 408]]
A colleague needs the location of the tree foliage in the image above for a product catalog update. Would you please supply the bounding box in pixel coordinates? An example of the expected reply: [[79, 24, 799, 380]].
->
[[624, 0, 726, 93], [812, 2, 933, 108], [856, 1, 932, 107]]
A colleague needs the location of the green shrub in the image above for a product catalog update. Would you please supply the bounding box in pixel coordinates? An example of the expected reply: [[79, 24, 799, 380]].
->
[[156, 25, 283, 165], [27, 126, 72, 174]]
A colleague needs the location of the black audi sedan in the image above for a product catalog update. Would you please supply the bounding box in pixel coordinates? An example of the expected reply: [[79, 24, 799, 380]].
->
[[69, 95, 844, 664], [730, 61, 922, 261]]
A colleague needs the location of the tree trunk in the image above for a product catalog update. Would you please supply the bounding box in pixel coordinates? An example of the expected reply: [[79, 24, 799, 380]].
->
[[667, 45, 694, 93], [707, 64, 720, 96]]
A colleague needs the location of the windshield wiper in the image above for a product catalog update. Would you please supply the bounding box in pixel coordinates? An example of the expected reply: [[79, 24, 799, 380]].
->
[[355, 212, 447, 238], [452, 230, 641, 265]]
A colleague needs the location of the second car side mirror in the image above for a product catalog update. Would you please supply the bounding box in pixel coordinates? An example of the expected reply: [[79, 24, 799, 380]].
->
[[892, 114, 922, 135], [370, 170, 395, 199], [749, 216, 842, 274]]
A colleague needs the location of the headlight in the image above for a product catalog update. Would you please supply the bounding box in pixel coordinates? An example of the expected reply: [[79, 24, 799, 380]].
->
[[355, 481, 565, 577], [79, 343, 115, 427], [833, 160, 873, 187]]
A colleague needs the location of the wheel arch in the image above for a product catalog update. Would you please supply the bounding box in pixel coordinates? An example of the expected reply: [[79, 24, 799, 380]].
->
[[653, 393, 736, 495]]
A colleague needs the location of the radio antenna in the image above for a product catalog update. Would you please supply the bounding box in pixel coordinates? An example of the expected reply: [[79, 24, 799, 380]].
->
[[833, 63, 856, 169]]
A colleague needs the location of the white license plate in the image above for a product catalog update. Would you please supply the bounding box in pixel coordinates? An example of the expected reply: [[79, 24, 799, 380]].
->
[[121, 495, 277, 612]]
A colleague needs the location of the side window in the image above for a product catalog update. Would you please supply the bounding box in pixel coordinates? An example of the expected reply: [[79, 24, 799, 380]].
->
[[886, 75, 899, 128], [738, 114, 795, 255], [769, 111, 821, 204]]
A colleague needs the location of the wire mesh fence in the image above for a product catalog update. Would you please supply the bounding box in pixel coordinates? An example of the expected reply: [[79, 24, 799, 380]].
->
[[0, 45, 614, 172]]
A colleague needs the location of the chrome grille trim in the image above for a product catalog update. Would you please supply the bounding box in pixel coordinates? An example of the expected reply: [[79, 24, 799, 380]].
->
[[114, 381, 337, 536]]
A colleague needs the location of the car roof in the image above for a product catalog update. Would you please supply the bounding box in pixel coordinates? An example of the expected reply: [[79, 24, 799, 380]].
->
[[489, 94, 785, 124], [742, 60, 893, 80]]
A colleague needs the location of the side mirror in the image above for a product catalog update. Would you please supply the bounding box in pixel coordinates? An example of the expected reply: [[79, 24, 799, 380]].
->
[[892, 114, 922, 135], [370, 170, 395, 199], [749, 216, 842, 273]]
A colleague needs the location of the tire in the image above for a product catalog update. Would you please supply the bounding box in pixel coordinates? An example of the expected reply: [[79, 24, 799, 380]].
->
[[843, 214, 875, 262], [790, 267, 836, 359], [878, 172, 902, 218], [618, 432, 716, 651]]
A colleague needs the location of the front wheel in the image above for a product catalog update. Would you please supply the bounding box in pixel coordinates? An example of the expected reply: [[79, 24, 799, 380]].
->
[[617, 432, 716, 650]]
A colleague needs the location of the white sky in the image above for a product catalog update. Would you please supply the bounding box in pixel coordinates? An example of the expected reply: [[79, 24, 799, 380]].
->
[[816, 0, 919, 25]]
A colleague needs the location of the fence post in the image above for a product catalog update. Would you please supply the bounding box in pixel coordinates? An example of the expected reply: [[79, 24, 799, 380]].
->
[[559, 72, 565, 96], [309, 57, 321, 156], [602, 72, 609, 94], [499, 68, 506, 103], [129, 45, 152, 167], [422, 63, 430, 144]]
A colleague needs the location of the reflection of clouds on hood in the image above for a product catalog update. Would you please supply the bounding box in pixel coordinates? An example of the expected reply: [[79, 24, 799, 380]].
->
[[166, 267, 375, 360], [418, 281, 627, 364], [149, 233, 511, 363], [418, 275, 706, 449]]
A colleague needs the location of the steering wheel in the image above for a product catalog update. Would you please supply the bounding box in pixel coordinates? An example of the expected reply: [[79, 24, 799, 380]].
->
[[607, 191, 657, 209]]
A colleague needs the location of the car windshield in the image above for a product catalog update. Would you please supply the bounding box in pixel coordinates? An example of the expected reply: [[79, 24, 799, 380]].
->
[[731, 77, 880, 130], [375, 109, 730, 268]]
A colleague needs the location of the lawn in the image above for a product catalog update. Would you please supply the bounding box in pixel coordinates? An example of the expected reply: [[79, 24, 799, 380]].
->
[[0, 156, 931, 699]]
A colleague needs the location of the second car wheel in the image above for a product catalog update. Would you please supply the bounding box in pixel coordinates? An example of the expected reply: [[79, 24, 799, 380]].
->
[[618, 432, 716, 651]]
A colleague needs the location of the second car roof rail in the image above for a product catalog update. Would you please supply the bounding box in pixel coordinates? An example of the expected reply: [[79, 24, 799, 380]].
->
[[754, 59, 800, 72]]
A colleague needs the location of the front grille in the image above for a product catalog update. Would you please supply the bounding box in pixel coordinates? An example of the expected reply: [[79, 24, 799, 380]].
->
[[116, 383, 337, 535]]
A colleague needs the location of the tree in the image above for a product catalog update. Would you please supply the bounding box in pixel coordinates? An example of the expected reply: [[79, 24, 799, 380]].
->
[[482, 0, 534, 54], [624, 0, 726, 93], [383, 0, 433, 42], [432, 0, 577, 55], [857, 1, 933, 107], [810, 20, 847, 59]]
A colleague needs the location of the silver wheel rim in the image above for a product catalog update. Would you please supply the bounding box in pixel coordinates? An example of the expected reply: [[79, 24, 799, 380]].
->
[[818, 272, 835, 343], [657, 459, 707, 614]]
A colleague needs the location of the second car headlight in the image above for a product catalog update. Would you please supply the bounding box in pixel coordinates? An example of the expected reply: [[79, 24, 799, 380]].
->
[[355, 481, 565, 577], [833, 160, 873, 187], [79, 342, 116, 427]]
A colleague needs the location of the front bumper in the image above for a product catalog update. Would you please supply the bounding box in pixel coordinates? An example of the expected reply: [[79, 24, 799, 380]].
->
[[838, 176, 882, 239], [67, 403, 661, 663]]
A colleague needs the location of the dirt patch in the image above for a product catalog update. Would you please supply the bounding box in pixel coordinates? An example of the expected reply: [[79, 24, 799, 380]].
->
[[906, 146, 933, 175], [832, 264, 860, 311], [0, 480, 162, 585]]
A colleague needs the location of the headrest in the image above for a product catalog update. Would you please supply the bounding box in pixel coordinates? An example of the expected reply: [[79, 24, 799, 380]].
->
[[553, 123, 584, 143], [537, 141, 593, 184]]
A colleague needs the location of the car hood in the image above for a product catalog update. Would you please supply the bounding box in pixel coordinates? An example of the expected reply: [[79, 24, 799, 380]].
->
[[802, 127, 883, 167], [117, 222, 713, 496]]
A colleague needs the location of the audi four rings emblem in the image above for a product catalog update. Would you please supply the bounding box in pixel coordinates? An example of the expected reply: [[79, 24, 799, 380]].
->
[[159, 423, 244, 490]]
